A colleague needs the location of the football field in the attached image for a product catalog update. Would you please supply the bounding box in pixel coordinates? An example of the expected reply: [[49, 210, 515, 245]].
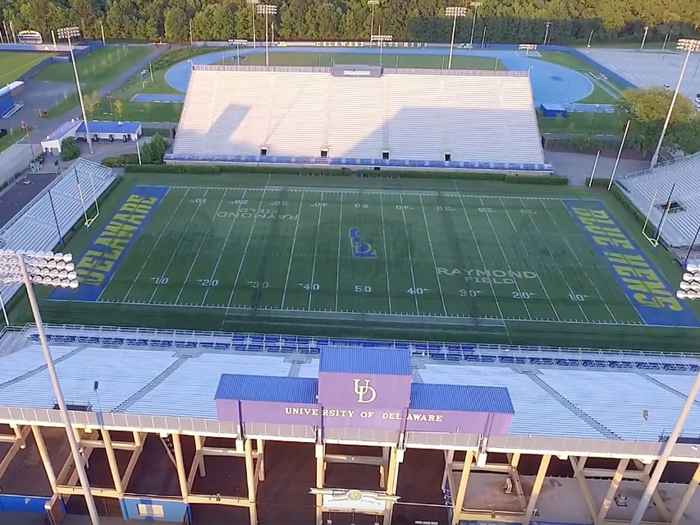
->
[[46, 180, 700, 343]]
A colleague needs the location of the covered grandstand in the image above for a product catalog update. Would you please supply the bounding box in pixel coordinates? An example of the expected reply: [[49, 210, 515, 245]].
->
[[167, 65, 549, 173], [617, 152, 700, 251]]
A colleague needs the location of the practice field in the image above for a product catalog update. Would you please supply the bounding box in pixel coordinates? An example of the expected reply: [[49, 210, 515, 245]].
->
[[0, 51, 52, 85], [41, 176, 700, 350]]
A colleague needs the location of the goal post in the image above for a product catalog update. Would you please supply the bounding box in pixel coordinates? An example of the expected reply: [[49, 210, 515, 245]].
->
[[74, 167, 100, 229], [641, 183, 676, 248]]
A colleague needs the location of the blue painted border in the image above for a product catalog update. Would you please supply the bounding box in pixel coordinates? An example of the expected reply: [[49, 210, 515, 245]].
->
[[562, 199, 700, 328], [50, 186, 169, 302]]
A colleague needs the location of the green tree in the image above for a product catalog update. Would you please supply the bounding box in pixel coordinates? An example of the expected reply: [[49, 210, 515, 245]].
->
[[114, 99, 124, 119], [141, 132, 169, 163], [164, 6, 189, 42], [61, 137, 80, 161], [617, 87, 697, 151]]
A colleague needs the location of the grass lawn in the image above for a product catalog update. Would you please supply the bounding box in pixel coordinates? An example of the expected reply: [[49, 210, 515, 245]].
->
[[90, 98, 182, 122], [538, 112, 624, 136], [240, 51, 507, 70], [0, 127, 26, 153], [34, 46, 152, 118], [14, 173, 698, 351], [0, 52, 53, 85]]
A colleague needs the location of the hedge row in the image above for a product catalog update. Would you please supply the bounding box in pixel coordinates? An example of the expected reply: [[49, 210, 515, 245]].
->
[[586, 177, 610, 188], [123, 163, 567, 184]]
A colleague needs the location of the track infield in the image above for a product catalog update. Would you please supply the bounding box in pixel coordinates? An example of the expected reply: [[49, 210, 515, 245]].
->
[[41, 176, 700, 348]]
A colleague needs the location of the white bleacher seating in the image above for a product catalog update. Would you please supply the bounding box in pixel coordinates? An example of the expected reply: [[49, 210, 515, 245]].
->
[[618, 152, 700, 248], [0, 159, 116, 304], [173, 67, 545, 167]]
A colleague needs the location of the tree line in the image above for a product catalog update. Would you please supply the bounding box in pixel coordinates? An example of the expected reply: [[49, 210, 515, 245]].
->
[[1, 0, 699, 44]]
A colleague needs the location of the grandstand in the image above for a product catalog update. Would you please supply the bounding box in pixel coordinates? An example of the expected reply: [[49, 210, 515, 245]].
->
[[0, 159, 116, 305], [617, 152, 700, 250], [168, 65, 549, 173]]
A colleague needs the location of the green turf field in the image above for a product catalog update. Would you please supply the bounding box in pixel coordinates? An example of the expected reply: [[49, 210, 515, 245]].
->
[[0, 51, 52, 85], [25, 174, 699, 351]]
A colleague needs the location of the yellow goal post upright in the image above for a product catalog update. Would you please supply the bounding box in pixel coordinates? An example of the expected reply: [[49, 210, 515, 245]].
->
[[72, 164, 100, 230], [641, 183, 676, 248]]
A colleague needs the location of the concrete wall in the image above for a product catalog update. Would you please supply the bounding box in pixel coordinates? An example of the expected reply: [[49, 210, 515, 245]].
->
[[0, 143, 35, 187]]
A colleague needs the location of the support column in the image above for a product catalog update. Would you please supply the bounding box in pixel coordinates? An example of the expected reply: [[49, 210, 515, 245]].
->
[[195, 434, 206, 478], [450, 450, 474, 525], [523, 454, 551, 525], [244, 438, 258, 525], [595, 458, 628, 525], [32, 425, 59, 494], [0, 425, 29, 480], [102, 429, 124, 494], [380, 446, 390, 489], [172, 433, 189, 500], [671, 462, 700, 525], [315, 443, 325, 525], [256, 438, 265, 482], [571, 456, 597, 520], [383, 446, 402, 525]]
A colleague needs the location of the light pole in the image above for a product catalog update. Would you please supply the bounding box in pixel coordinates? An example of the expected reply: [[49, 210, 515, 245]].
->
[[587, 29, 594, 48], [0, 250, 100, 525], [640, 25, 649, 50], [368, 0, 379, 43], [468, 2, 482, 49], [543, 21, 551, 45], [257, 4, 276, 67], [630, 275, 700, 525], [99, 21, 105, 46], [247, 0, 260, 48], [650, 38, 700, 168], [371, 26, 392, 66], [57, 27, 92, 155], [445, 7, 467, 69], [232, 39, 247, 66]]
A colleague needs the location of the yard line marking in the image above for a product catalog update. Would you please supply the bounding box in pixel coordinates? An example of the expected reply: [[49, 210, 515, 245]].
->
[[498, 197, 556, 321], [121, 188, 191, 302], [453, 185, 506, 322], [518, 197, 587, 322], [478, 196, 533, 320], [96, 187, 172, 302], [379, 193, 392, 314], [225, 187, 271, 309], [202, 190, 249, 306], [307, 191, 324, 310], [174, 189, 229, 304], [148, 189, 211, 304], [546, 200, 619, 323], [418, 195, 448, 316], [398, 194, 420, 314], [334, 192, 343, 312], [280, 191, 305, 309]]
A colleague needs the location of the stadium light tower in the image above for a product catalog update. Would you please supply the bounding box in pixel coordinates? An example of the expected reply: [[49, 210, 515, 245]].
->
[[57, 26, 92, 155], [630, 271, 700, 525], [246, 0, 259, 48], [368, 0, 380, 43], [0, 250, 101, 525], [468, 2, 483, 49], [640, 25, 649, 50], [650, 38, 700, 168], [543, 21, 552, 45], [371, 26, 393, 66], [445, 7, 467, 70], [257, 4, 277, 67]]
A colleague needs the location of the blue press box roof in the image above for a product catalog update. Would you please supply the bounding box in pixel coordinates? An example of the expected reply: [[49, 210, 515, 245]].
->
[[216, 374, 318, 404], [410, 383, 514, 414], [3, 325, 700, 442], [77, 121, 141, 134], [320, 346, 412, 376]]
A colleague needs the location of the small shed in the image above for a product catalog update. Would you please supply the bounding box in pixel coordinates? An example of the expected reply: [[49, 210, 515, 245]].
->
[[540, 102, 568, 118]]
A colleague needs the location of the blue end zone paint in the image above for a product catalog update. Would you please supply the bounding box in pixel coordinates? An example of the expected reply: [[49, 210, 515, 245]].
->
[[563, 200, 700, 328], [50, 186, 168, 302], [349, 227, 377, 258], [130, 93, 185, 103]]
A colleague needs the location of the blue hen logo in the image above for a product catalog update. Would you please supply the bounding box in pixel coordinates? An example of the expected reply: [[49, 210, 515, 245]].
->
[[349, 228, 377, 258]]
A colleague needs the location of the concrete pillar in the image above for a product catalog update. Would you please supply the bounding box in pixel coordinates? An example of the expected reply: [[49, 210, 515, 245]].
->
[[102, 429, 124, 494], [450, 450, 474, 525], [383, 446, 402, 525], [171, 433, 189, 500], [194, 434, 206, 478], [244, 438, 258, 525], [595, 458, 628, 525], [32, 425, 59, 493], [671, 462, 700, 525], [523, 454, 551, 525], [256, 438, 265, 482], [315, 443, 325, 525]]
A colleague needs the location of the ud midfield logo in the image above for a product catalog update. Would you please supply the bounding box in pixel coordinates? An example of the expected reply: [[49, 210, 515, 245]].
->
[[348, 228, 377, 258], [353, 379, 377, 403]]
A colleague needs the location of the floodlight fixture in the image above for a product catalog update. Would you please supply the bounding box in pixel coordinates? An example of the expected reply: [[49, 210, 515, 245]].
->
[[368, 0, 380, 43], [57, 27, 92, 154], [247, 0, 260, 48], [468, 2, 483, 49], [445, 7, 468, 70], [543, 21, 552, 45], [370, 26, 392, 66], [0, 250, 98, 524], [256, 4, 277, 66], [650, 38, 700, 167]]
